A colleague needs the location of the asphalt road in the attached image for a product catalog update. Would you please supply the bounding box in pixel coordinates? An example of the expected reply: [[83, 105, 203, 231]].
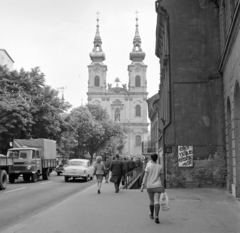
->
[[0, 172, 95, 232]]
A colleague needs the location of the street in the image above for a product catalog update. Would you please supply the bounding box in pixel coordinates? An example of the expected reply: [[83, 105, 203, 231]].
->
[[0, 172, 94, 232]]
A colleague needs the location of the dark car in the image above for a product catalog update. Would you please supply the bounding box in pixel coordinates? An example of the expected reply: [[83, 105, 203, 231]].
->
[[55, 163, 68, 176]]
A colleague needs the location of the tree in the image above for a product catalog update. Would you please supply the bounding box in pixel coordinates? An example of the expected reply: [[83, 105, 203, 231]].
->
[[86, 103, 109, 121], [0, 66, 71, 153], [85, 104, 126, 162], [67, 105, 126, 163]]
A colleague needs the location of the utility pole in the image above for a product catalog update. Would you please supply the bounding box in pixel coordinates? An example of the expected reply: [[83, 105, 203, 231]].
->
[[57, 86, 67, 101]]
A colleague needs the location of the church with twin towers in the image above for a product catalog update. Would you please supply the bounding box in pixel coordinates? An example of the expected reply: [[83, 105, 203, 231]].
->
[[87, 15, 149, 158]]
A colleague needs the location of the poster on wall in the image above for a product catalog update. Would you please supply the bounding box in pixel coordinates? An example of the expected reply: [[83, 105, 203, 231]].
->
[[178, 146, 193, 167]]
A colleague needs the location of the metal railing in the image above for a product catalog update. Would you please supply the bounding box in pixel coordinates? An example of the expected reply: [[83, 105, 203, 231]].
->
[[123, 165, 143, 189]]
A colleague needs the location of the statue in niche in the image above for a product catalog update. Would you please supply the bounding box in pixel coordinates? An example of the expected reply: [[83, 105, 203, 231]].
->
[[108, 83, 112, 89], [115, 108, 120, 122]]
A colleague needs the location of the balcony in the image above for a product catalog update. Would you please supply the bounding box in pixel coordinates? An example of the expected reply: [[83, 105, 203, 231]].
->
[[141, 141, 157, 155]]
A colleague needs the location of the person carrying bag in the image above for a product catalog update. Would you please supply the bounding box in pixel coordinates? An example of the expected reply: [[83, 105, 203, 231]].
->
[[140, 153, 165, 224]]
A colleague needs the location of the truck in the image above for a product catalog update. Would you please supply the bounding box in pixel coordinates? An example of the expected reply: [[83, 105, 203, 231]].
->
[[0, 156, 13, 190], [7, 139, 57, 183]]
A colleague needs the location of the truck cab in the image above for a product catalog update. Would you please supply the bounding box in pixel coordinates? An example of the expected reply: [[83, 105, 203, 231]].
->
[[7, 147, 42, 183]]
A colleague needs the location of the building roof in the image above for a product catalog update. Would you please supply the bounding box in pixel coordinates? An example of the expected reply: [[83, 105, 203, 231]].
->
[[0, 49, 14, 63]]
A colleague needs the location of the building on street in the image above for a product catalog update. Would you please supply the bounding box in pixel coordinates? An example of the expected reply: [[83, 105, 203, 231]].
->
[[152, 0, 227, 191]]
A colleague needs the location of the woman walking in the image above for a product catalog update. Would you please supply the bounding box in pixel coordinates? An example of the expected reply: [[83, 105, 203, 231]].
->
[[140, 153, 164, 224], [93, 156, 106, 194]]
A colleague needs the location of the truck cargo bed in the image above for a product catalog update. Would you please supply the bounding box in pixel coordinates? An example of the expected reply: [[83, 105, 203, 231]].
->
[[0, 157, 13, 166]]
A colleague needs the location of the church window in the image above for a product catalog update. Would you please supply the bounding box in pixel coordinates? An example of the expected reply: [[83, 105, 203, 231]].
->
[[135, 76, 141, 87], [135, 105, 141, 116], [135, 135, 141, 147], [94, 76, 100, 87]]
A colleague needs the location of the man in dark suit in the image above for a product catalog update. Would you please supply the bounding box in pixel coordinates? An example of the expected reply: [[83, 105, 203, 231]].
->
[[110, 154, 123, 193], [128, 157, 136, 172], [122, 157, 129, 186]]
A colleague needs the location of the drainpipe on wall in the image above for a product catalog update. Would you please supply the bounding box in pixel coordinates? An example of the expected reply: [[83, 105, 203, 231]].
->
[[162, 13, 172, 189]]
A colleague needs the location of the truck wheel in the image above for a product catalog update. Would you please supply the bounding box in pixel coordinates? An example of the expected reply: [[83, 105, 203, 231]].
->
[[43, 168, 50, 180], [0, 170, 8, 190], [9, 174, 15, 184], [84, 176, 88, 182], [65, 176, 69, 182], [23, 175, 31, 182], [31, 173, 38, 182]]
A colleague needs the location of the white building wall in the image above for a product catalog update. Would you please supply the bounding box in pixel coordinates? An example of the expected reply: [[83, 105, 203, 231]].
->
[[0, 50, 14, 71]]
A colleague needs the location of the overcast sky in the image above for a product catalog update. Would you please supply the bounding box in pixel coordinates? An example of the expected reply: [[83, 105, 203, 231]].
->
[[0, 0, 160, 108]]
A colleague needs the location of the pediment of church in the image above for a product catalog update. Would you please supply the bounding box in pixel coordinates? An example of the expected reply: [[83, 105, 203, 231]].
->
[[113, 99, 122, 104]]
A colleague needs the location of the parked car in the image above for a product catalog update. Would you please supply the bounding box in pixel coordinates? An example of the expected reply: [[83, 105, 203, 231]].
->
[[55, 163, 68, 176], [62, 159, 93, 182]]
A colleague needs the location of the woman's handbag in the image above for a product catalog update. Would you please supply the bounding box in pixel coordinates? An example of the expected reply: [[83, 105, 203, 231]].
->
[[160, 192, 170, 211]]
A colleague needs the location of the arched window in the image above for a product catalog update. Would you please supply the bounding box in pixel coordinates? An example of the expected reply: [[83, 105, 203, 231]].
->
[[94, 76, 100, 87], [135, 105, 141, 116], [135, 135, 141, 147], [135, 76, 141, 87]]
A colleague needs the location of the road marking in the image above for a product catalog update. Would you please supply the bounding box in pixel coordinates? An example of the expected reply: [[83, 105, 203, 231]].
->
[[4, 187, 26, 193], [40, 181, 53, 185]]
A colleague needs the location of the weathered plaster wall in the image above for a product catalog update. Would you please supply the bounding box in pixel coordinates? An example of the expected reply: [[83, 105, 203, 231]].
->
[[166, 146, 226, 188], [158, 0, 226, 187]]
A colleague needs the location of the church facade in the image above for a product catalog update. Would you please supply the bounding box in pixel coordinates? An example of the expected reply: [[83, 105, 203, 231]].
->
[[87, 17, 149, 158]]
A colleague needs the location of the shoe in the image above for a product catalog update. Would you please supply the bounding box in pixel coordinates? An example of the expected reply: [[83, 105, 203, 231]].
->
[[155, 217, 160, 224], [105, 181, 109, 183], [98, 190, 100, 194], [149, 214, 154, 219], [115, 189, 119, 193]]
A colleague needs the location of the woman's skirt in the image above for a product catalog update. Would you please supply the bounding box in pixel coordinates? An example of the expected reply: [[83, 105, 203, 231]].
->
[[96, 174, 104, 182], [147, 187, 164, 193]]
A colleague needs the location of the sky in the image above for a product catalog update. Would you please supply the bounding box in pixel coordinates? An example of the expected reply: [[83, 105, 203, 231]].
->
[[0, 0, 160, 108]]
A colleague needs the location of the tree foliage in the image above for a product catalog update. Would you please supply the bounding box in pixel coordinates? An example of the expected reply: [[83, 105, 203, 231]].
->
[[67, 104, 126, 163], [0, 66, 127, 159], [0, 65, 71, 153]]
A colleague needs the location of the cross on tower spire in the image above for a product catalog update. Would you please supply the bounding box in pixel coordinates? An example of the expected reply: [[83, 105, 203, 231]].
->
[[96, 11, 100, 25], [135, 11, 138, 26]]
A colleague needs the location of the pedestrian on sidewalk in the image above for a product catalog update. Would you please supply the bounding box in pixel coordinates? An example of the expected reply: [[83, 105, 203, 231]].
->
[[110, 154, 123, 193], [140, 153, 164, 224], [93, 156, 106, 194], [103, 157, 111, 183], [122, 157, 129, 186]]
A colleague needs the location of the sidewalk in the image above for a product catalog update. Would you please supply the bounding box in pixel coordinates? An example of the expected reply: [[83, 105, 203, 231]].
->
[[2, 183, 240, 233]]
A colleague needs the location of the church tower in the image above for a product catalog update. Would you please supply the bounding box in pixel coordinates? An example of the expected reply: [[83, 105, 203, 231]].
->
[[87, 15, 107, 105], [128, 14, 147, 93], [126, 14, 149, 157]]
